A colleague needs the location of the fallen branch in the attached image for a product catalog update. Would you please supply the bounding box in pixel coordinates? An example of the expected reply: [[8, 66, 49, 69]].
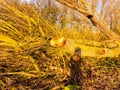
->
[[64, 39, 120, 57], [0, 71, 38, 77], [56, 0, 120, 41], [51, 85, 62, 90]]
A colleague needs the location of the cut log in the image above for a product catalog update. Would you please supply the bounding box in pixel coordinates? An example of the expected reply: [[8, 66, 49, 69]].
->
[[63, 39, 120, 57]]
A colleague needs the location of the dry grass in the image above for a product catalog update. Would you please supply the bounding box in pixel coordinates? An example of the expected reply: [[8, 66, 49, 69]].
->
[[0, 0, 120, 90]]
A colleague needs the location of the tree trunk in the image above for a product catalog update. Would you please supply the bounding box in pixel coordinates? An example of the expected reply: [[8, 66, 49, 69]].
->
[[55, 0, 120, 42]]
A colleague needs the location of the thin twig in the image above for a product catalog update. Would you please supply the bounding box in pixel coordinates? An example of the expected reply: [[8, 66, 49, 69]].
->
[[0, 72, 38, 77]]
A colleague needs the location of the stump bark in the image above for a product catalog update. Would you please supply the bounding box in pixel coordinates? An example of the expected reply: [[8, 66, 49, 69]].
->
[[70, 47, 83, 90]]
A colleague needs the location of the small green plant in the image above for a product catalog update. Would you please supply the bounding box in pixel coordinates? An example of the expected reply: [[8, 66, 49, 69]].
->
[[62, 85, 81, 90]]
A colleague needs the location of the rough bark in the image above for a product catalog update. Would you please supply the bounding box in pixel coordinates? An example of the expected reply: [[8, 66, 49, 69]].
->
[[70, 47, 82, 89]]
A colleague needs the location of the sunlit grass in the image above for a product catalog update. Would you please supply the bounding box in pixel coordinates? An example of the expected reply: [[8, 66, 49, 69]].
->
[[0, 0, 120, 89]]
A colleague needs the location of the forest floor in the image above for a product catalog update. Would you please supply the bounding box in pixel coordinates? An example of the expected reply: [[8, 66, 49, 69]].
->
[[0, 55, 120, 90]]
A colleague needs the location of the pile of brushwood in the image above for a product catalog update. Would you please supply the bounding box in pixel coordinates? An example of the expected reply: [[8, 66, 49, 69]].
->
[[0, 0, 120, 90]]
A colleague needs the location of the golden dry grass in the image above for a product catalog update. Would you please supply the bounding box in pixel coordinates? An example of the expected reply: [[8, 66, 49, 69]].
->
[[0, 0, 120, 90]]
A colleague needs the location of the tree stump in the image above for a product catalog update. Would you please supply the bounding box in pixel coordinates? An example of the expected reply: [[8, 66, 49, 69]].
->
[[70, 47, 83, 90]]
